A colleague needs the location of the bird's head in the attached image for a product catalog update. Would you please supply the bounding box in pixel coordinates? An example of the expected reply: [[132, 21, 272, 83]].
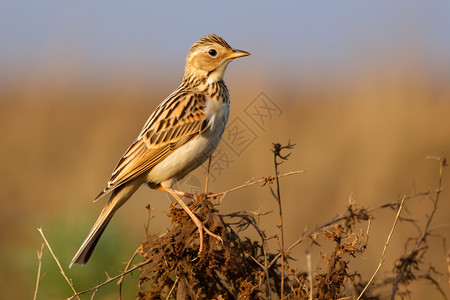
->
[[184, 34, 250, 83]]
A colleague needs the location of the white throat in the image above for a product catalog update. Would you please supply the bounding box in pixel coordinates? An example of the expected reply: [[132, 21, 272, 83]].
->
[[206, 60, 231, 84]]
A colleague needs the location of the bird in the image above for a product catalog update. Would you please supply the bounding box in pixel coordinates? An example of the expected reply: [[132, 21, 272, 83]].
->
[[70, 34, 250, 267]]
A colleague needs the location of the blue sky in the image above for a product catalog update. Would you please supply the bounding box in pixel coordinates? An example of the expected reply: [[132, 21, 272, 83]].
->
[[1, 1, 450, 77]]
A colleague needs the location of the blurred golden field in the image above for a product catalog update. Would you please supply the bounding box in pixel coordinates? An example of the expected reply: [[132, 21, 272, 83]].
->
[[1, 55, 450, 299]]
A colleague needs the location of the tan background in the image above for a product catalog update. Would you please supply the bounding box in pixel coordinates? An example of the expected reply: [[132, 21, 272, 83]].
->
[[1, 2, 450, 299]]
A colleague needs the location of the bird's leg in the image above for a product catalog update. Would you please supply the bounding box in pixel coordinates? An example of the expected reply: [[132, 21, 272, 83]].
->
[[205, 191, 225, 199], [153, 184, 218, 199], [153, 186, 195, 198], [165, 187, 223, 254]]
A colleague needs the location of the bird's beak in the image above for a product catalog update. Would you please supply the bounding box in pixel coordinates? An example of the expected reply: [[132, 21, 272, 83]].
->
[[227, 49, 251, 59]]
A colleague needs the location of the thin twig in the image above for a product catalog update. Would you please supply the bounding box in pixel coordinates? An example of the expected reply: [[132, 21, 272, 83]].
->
[[247, 209, 272, 299], [415, 156, 446, 248], [444, 238, 450, 290], [71, 257, 153, 298], [249, 255, 265, 269], [90, 289, 98, 300], [306, 250, 313, 300], [269, 208, 354, 269], [204, 156, 212, 193], [207, 170, 303, 199], [166, 277, 179, 300], [118, 246, 140, 300], [391, 156, 447, 299], [37, 227, 80, 300], [33, 243, 45, 300], [267, 185, 439, 270], [446, 248, 450, 289], [144, 204, 154, 236], [226, 208, 274, 298], [273, 157, 285, 299], [357, 195, 406, 300], [363, 219, 372, 246], [263, 236, 272, 300], [271, 141, 294, 298]]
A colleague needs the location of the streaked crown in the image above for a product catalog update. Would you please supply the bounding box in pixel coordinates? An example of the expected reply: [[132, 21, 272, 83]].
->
[[184, 34, 250, 83]]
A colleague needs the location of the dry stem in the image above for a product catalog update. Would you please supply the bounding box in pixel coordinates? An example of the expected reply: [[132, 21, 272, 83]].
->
[[390, 156, 447, 299], [357, 195, 406, 299], [71, 257, 153, 298], [37, 227, 80, 300], [207, 170, 303, 200], [33, 243, 45, 300], [118, 246, 140, 300], [306, 250, 313, 300], [271, 141, 295, 298], [204, 156, 212, 193]]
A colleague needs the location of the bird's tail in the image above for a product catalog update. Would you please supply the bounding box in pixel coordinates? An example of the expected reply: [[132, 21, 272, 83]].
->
[[70, 182, 140, 267]]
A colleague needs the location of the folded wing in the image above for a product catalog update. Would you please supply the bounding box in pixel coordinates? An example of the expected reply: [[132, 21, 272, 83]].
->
[[95, 91, 209, 201]]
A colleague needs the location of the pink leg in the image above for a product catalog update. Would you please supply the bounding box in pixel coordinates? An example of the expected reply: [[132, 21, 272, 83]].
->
[[205, 192, 225, 199], [165, 188, 223, 255], [154, 186, 196, 199]]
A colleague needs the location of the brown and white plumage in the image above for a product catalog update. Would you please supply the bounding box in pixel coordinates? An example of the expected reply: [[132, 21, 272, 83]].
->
[[70, 34, 250, 267]]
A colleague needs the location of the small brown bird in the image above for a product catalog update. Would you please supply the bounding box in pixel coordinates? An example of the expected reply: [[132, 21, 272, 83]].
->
[[70, 34, 250, 267]]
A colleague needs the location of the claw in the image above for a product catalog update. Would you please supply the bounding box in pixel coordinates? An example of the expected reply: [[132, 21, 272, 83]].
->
[[165, 188, 222, 256]]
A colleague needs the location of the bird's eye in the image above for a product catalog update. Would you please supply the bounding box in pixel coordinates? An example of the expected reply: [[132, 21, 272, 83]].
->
[[208, 49, 217, 57]]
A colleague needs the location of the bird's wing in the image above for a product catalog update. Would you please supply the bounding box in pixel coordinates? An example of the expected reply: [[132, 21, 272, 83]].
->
[[94, 90, 210, 201]]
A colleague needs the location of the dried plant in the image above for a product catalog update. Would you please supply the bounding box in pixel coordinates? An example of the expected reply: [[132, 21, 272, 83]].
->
[[35, 144, 449, 300]]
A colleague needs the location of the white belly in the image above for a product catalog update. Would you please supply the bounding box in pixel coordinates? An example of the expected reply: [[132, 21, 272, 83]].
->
[[146, 99, 229, 186]]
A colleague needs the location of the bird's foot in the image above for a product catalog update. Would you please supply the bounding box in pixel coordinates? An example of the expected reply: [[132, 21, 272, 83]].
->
[[165, 188, 223, 257], [196, 218, 223, 254]]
